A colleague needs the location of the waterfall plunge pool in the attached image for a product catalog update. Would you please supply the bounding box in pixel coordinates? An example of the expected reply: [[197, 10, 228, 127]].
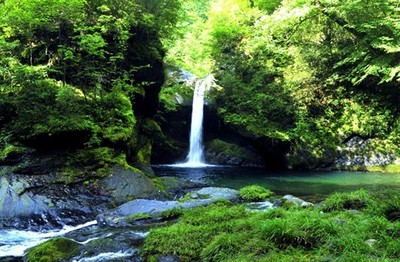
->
[[153, 165, 400, 202]]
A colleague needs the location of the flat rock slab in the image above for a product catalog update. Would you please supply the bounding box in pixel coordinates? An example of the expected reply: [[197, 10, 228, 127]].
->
[[97, 187, 239, 227]]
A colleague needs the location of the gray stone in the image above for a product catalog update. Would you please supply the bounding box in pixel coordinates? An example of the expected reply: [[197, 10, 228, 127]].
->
[[334, 136, 395, 168], [245, 201, 274, 211], [283, 195, 314, 207], [157, 255, 181, 262], [194, 187, 239, 201], [365, 239, 377, 247], [0, 177, 51, 217], [100, 165, 158, 204], [97, 187, 239, 227]]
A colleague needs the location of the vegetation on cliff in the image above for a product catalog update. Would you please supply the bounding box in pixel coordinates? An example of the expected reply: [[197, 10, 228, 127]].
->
[[166, 0, 400, 168], [1, 0, 399, 170], [0, 0, 182, 170]]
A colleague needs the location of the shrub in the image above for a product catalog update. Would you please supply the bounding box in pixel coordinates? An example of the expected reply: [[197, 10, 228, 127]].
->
[[239, 185, 273, 202]]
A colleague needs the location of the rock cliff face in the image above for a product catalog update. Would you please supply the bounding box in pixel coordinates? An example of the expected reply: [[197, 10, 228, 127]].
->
[[0, 150, 161, 230], [333, 136, 396, 170]]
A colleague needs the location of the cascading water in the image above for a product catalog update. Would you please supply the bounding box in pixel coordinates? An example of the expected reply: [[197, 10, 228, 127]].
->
[[174, 75, 214, 168]]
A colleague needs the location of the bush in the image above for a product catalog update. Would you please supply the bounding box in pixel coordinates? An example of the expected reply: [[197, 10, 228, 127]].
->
[[239, 185, 273, 201]]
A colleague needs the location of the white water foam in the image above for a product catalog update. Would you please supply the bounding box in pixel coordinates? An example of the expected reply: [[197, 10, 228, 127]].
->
[[74, 249, 137, 262], [0, 220, 97, 257], [170, 162, 214, 168], [174, 75, 215, 168]]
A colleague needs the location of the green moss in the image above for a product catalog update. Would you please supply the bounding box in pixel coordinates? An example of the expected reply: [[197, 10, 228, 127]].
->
[[152, 177, 167, 193], [135, 142, 152, 166], [239, 185, 273, 202], [58, 147, 131, 184], [160, 208, 184, 220], [0, 144, 27, 162], [151, 177, 182, 197], [207, 139, 249, 160], [125, 212, 153, 222], [178, 192, 210, 203], [25, 238, 80, 262]]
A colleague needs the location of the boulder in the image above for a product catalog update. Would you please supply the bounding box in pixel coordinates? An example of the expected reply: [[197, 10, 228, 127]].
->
[[100, 165, 159, 204], [97, 187, 239, 227], [205, 139, 264, 167], [333, 136, 395, 169], [283, 195, 314, 207], [0, 177, 51, 218]]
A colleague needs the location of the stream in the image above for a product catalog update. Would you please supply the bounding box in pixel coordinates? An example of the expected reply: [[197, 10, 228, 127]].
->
[[2, 166, 400, 260]]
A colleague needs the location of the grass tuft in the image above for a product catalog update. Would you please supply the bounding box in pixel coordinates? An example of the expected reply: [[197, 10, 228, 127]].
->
[[239, 185, 273, 202]]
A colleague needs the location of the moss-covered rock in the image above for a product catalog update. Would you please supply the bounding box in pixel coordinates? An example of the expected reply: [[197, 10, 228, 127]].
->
[[0, 144, 31, 165], [25, 238, 81, 262], [100, 165, 158, 204], [205, 139, 264, 167], [152, 176, 200, 198]]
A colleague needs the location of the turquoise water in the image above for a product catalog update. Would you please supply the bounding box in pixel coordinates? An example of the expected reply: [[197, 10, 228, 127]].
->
[[153, 166, 400, 201]]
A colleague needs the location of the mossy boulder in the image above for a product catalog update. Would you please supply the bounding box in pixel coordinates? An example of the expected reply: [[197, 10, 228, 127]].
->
[[97, 187, 239, 227], [100, 165, 158, 204], [152, 176, 200, 197], [25, 238, 81, 262], [205, 139, 264, 167], [0, 144, 31, 165]]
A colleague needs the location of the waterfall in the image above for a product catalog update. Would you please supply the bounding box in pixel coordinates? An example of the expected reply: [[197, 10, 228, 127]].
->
[[174, 75, 214, 168]]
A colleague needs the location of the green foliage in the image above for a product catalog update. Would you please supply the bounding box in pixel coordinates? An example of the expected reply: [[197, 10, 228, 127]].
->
[[239, 185, 273, 201], [164, 0, 400, 166], [0, 0, 182, 162], [163, 0, 213, 76], [321, 189, 373, 212], [143, 190, 400, 261], [160, 208, 184, 220], [367, 164, 400, 174], [125, 212, 153, 222], [25, 238, 80, 262], [0, 144, 27, 163]]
